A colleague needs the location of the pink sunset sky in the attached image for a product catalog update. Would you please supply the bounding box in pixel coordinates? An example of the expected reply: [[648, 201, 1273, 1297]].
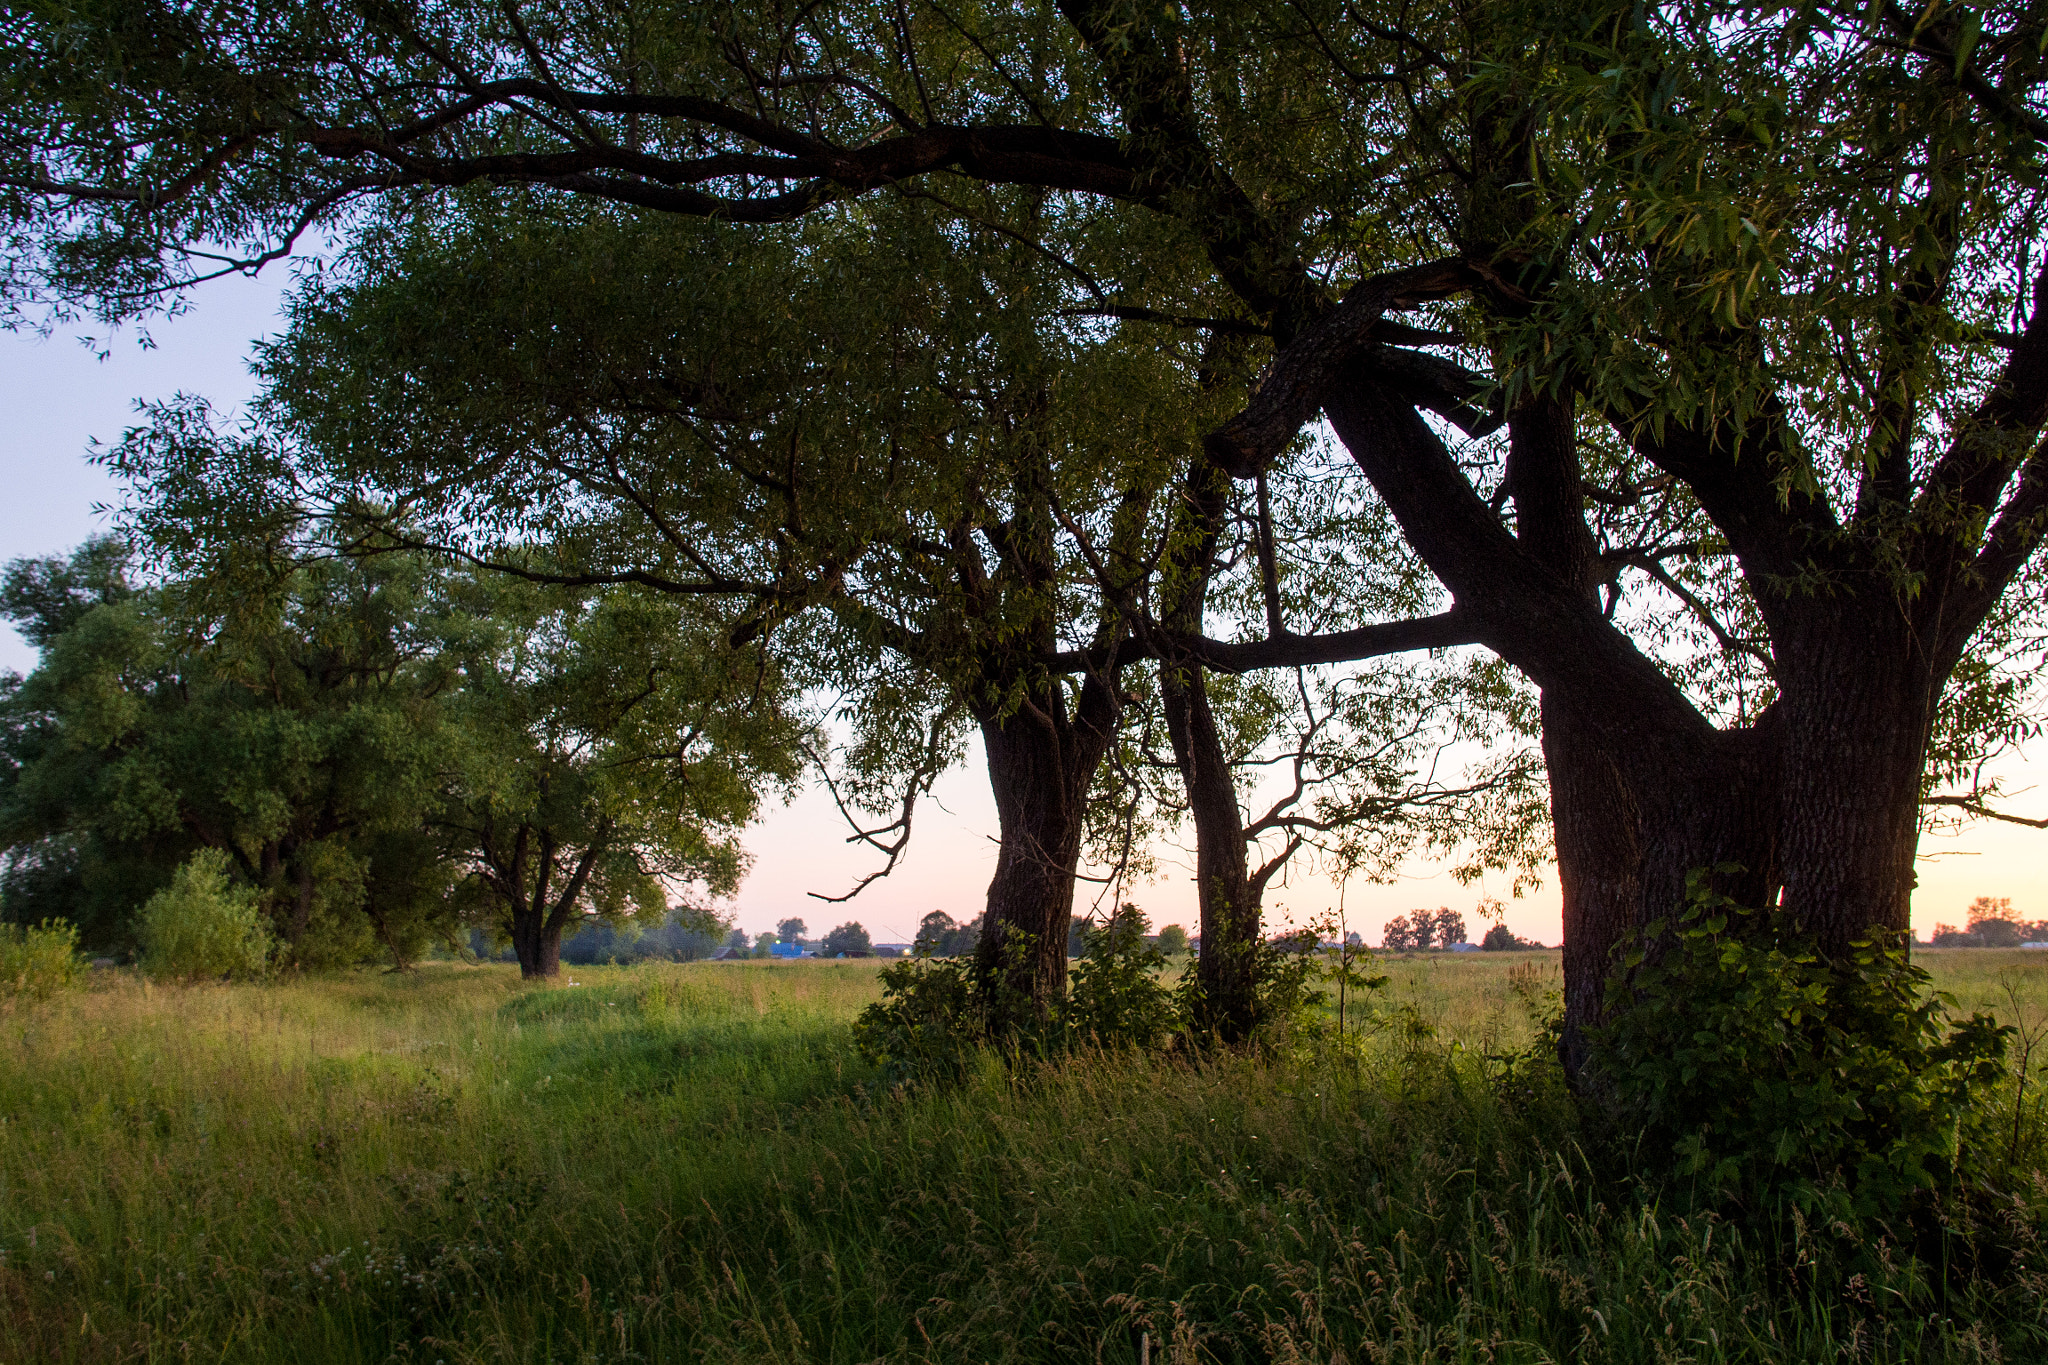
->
[[4, 268, 2042, 948]]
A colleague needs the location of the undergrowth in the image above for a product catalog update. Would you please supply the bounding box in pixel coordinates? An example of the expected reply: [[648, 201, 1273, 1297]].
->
[[0, 956, 2042, 1363]]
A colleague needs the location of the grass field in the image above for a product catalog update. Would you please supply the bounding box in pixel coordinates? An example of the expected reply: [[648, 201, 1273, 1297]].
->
[[3, 950, 2045, 1364]]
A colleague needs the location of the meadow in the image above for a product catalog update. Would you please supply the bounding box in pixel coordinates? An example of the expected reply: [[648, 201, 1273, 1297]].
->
[[3, 951, 2045, 1364]]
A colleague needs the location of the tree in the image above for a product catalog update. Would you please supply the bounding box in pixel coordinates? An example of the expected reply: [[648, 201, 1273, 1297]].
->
[[435, 575, 803, 978], [13, 0, 2048, 1068], [776, 917, 809, 946], [821, 922, 871, 956], [914, 910, 977, 958], [0, 543, 457, 963], [1382, 912, 1432, 952], [1156, 923, 1190, 956]]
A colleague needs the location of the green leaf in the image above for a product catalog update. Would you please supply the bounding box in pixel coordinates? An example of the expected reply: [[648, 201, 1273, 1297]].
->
[[1954, 9, 1983, 77]]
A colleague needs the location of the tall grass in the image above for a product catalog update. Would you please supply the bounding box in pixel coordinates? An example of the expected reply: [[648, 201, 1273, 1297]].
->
[[2, 953, 2044, 1363]]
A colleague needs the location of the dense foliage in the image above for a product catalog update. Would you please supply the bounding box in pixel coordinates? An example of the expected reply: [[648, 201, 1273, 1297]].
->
[[1598, 871, 2016, 1221], [0, 541, 804, 973]]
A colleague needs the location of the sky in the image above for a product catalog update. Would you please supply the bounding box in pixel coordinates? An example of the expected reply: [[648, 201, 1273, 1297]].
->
[[3, 271, 2043, 947]]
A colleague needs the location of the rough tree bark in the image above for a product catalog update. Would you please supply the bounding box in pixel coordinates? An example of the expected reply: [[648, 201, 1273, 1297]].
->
[[971, 670, 1123, 1022]]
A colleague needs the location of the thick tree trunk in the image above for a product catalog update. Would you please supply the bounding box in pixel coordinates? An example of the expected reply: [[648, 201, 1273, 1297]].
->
[[969, 665, 1125, 1027], [972, 707, 1095, 1023], [1322, 383, 1801, 1072], [1541, 691, 1780, 1071], [1160, 660, 1259, 1041], [510, 907, 564, 979], [1774, 612, 1933, 948]]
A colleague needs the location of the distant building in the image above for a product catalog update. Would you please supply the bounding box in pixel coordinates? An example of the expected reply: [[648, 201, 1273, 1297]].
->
[[709, 946, 748, 961], [769, 942, 807, 959]]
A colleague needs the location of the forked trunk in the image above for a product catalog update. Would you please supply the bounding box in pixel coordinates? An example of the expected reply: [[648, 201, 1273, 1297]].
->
[[510, 908, 564, 980], [972, 711, 1092, 1023], [970, 663, 1126, 1027], [1542, 692, 1779, 1072]]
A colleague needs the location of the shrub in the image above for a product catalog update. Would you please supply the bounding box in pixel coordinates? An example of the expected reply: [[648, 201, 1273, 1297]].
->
[[0, 918, 84, 1000], [1155, 923, 1189, 956], [138, 850, 274, 981], [852, 952, 983, 1086], [1595, 868, 2011, 1221], [1067, 911, 1181, 1049]]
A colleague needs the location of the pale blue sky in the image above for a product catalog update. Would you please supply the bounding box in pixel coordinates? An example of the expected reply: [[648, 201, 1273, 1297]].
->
[[2, 270, 2037, 941]]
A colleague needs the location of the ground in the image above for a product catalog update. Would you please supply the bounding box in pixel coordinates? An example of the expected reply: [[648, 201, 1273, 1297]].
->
[[2, 951, 2044, 1363]]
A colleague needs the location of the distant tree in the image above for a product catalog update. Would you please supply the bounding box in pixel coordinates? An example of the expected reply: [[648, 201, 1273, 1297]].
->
[[436, 577, 802, 978], [1076, 905, 1150, 959], [1156, 924, 1190, 957], [726, 928, 750, 950], [776, 918, 809, 945], [754, 931, 779, 952], [558, 907, 727, 964], [1964, 898, 2023, 947], [1431, 909, 1468, 948], [915, 911, 955, 955], [1382, 912, 1430, 952], [1931, 897, 2035, 948], [822, 922, 871, 956], [1480, 924, 1542, 951], [914, 911, 977, 958], [0, 543, 455, 962]]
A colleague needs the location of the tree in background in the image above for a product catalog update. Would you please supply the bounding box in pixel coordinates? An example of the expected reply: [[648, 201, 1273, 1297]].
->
[[1382, 908, 1467, 952], [0, 542, 801, 974], [1155, 924, 1190, 957], [913, 911, 977, 958], [776, 918, 809, 947], [0, 542, 455, 964], [435, 575, 803, 978], [821, 922, 871, 956], [1480, 924, 1542, 951], [1930, 897, 2047, 948]]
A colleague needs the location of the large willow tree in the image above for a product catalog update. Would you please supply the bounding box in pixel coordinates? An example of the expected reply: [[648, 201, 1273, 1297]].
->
[[7, 0, 2046, 1060]]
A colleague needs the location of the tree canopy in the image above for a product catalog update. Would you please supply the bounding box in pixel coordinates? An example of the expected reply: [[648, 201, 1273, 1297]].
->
[[7, 0, 2048, 1058]]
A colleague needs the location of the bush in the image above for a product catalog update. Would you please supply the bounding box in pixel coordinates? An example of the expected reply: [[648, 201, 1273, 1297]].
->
[[138, 850, 274, 981], [1595, 868, 2011, 1221], [0, 918, 84, 1000], [852, 953, 983, 1086], [857, 911, 1191, 1084], [1068, 911, 1181, 1049]]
